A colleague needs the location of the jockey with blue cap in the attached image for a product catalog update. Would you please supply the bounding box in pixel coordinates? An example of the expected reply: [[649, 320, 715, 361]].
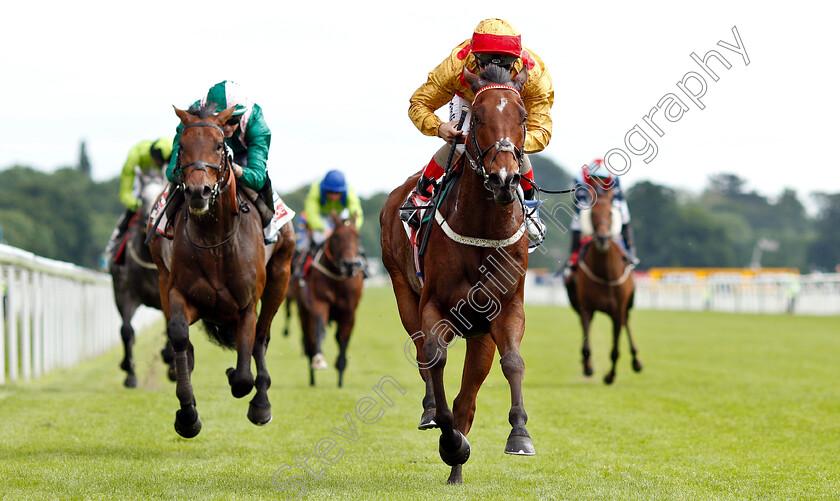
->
[[298, 169, 365, 252]]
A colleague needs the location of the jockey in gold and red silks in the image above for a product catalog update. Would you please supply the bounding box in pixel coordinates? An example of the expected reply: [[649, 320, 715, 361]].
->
[[404, 18, 555, 250]]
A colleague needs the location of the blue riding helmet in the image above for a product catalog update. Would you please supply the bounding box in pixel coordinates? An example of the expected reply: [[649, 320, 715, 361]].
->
[[320, 169, 348, 205]]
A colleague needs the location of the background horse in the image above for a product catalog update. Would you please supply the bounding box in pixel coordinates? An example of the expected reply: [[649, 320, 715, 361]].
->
[[381, 64, 533, 484], [110, 168, 173, 387], [565, 179, 642, 384], [148, 104, 295, 438], [286, 212, 364, 387]]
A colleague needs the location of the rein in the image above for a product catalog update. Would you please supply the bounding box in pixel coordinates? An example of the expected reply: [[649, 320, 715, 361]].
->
[[311, 241, 360, 281], [578, 258, 635, 287]]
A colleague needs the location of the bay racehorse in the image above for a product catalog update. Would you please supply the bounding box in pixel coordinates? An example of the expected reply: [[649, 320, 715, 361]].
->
[[110, 168, 175, 387], [148, 104, 295, 437], [565, 177, 642, 384], [381, 64, 533, 484], [286, 212, 364, 388]]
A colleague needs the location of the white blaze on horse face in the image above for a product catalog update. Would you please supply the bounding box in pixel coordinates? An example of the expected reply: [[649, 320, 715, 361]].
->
[[497, 97, 508, 114], [498, 168, 508, 183]]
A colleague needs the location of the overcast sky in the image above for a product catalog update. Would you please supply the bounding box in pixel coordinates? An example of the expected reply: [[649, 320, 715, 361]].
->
[[2, 1, 837, 210]]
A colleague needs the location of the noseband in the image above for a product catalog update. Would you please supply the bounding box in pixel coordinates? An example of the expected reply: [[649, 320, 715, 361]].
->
[[463, 85, 526, 192], [174, 122, 232, 204]]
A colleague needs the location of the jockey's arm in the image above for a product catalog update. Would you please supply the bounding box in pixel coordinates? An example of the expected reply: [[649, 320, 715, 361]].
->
[[240, 104, 270, 191], [408, 51, 463, 139], [346, 186, 364, 229], [304, 182, 326, 232], [521, 65, 554, 154]]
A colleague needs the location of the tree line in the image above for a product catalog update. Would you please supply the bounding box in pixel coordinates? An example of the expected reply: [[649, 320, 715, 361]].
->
[[0, 157, 838, 273]]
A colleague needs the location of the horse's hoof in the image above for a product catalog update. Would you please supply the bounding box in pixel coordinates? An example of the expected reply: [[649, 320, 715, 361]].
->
[[123, 374, 138, 388], [604, 373, 615, 385], [439, 431, 470, 466], [583, 365, 594, 377], [248, 404, 272, 426], [632, 360, 643, 372], [174, 410, 202, 438], [227, 368, 254, 398], [446, 465, 463, 485], [418, 408, 437, 430], [283, 328, 289, 337], [311, 353, 328, 370], [504, 434, 535, 456]]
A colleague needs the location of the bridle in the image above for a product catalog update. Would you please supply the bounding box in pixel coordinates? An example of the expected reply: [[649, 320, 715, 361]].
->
[[174, 122, 232, 206], [579, 187, 635, 287], [462, 84, 526, 192], [311, 225, 363, 280]]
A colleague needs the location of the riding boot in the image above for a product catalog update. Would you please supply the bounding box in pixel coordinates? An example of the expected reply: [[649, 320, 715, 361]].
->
[[621, 224, 640, 265], [256, 176, 276, 228], [105, 209, 136, 261], [400, 174, 436, 229], [563, 230, 582, 279], [523, 186, 546, 253]]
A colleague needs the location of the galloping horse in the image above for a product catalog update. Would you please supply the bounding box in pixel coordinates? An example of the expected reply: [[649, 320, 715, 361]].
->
[[148, 104, 295, 437], [565, 178, 642, 384], [381, 64, 533, 484], [110, 168, 173, 387], [286, 212, 364, 388]]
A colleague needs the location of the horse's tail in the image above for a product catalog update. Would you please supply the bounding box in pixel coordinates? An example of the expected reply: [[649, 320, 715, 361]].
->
[[201, 320, 237, 349]]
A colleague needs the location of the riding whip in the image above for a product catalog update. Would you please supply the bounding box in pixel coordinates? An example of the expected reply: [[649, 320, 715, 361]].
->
[[419, 106, 470, 258]]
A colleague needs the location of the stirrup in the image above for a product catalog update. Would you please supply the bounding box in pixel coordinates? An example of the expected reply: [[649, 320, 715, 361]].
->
[[523, 199, 545, 253], [400, 191, 431, 230]]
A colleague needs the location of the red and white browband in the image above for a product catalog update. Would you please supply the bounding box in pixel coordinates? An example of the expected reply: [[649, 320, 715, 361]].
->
[[471, 84, 521, 106]]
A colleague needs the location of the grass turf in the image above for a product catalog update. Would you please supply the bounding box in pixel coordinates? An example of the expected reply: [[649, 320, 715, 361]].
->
[[0, 286, 838, 500]]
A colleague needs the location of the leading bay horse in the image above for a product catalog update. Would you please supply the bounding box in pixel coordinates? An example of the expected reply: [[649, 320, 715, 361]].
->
[[565, 177, 642, 384], [381, 64, 533, 484], [148, 104, 295, 437], [111, 168, 173, 387], [286, 212, 364, 388]]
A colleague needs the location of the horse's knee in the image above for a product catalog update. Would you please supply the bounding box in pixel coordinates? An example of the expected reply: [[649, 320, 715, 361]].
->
[[168, 318, 190, 352], [422, 338, 446, 368], [120, 324, 134, 343], [610, 348, 620, 363], [499, 351, 524, 379]]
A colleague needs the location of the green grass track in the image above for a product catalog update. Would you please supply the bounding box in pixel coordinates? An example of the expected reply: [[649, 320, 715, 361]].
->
[[1, 286, 838, 500]]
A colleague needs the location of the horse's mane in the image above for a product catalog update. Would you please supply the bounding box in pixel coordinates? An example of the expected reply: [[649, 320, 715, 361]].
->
[[186, 101, 221, 119], [479, 63, 514, 86]]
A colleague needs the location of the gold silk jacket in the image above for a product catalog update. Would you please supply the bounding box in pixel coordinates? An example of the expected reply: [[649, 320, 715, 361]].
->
[[409, 40, 554, 154]]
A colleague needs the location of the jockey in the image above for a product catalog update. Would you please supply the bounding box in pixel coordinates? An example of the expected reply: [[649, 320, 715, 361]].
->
[[298, 169, 365, 252], [566, 158, 639, 272], [166, 80, 278, 240], [104, 137, 172, 261], [403, 18, 555, 252]]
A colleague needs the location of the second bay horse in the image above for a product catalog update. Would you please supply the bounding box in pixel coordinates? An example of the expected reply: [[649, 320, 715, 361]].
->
[[148, 103, 295, 437]]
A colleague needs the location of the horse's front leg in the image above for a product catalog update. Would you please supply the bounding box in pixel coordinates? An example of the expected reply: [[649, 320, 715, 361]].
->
[[117, 297, 140, 388], [490, 300, 535, 456], [604, 310, 622, 385], [421, 301, 470, 470], [228, 304, 257, 399], [579, 307, 594, 377], [334, 310, 357, 388], [249, 306, 273, 426], [166, 289, 202, 438], [624, 305, 643, 373]]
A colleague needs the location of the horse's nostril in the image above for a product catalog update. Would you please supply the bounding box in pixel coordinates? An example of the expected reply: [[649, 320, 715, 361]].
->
[[487, 173, 502, 187], [202, 186, 212, 198]]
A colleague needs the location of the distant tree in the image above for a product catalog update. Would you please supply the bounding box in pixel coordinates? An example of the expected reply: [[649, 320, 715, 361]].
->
[[807, 193, 840, 271], [78, 140, 91, 178]]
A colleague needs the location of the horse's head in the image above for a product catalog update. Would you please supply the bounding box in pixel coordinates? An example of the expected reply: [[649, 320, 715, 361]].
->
[[173, 104, 234, 216], [463, 63, 528, 205], [326, 211, 363, 278], [135, 166, 165, 220], [588, 178, 616, 252]]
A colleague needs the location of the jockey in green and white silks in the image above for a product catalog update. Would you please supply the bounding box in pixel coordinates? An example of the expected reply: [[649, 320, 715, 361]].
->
[[167, 80, 272, 193]]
